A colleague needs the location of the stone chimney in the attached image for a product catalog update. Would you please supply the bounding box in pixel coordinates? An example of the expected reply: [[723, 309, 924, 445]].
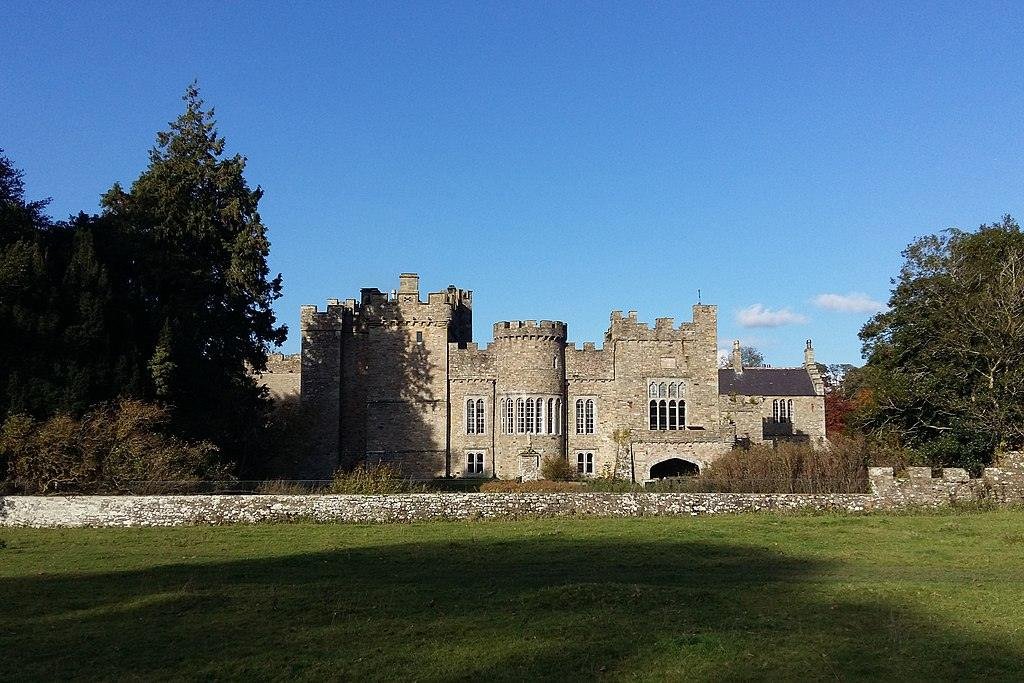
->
[[731, 339, 743, 375], [804, 339, 824, 395], [397, 273, 419, 302]]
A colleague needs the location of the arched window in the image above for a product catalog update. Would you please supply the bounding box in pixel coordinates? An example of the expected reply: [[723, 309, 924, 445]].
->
[[476, 398, 485, 434], [525, 398, 535, 434], [678, 400, 686, 428], [772, 399, 780, 423], [547, 398, 554, 434], [575, 399, 585, 434], [668, 400, 677, 430], [658, 399, 667, 430], [668, 383, 677, 398], [649, 383, 658, 398], [500, 399, 506, 434], [555, 399, 562, 434], [658, 382, 667, 398], [649, 400, 658, 430], [553, 356, 559, 369], [535, 397, 543, 433], [507, 398, 514, 434], [584, 399, 595, 434], [516, 398, 525, 433], [576, 451, 594, 475], [787, 399, 794, 423], [466, 399, 476, 434]]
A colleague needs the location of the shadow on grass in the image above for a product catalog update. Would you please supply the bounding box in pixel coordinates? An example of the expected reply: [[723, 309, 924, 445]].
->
[[0, 531, 1020, 680]]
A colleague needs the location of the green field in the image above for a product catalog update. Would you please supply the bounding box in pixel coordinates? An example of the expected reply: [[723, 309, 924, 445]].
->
[[2, 511, 1023, 681]]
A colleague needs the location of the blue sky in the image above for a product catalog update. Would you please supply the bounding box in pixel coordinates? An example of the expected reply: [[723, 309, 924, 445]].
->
[[4, 1, 1023, 366]]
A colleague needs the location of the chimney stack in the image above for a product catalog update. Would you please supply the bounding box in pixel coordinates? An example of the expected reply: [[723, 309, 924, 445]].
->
[[397, 273, 420, 302], [731, 339, 743, 375]]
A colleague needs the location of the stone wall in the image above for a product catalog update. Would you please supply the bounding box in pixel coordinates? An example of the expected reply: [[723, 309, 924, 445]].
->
[[869, 451, 1024, 506], [3, 452, 1022, 527], [0, 492, 874, 528]]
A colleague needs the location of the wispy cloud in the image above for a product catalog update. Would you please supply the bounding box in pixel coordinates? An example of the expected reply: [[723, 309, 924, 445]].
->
[[812, 292, 885, 314], [736, 304, 808, 328]]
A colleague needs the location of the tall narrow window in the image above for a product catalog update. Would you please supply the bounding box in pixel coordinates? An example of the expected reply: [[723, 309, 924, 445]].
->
[[576, 399, 585, 434], [584, 399, 595, 434], [466, 399, 476, 434], [476, 398, 485, 434], [554, 398, 561, 434], [516, 398, 525, 433], [535, 397, 543, 433], [658, 400, 667, 430], [772, 399, 780, 423], [500, 399, 506, 434], [525, 398, 535, 434], [649, 400, 658, 430], [678, 400, 686, 428], [507, 398, 515, 434], [547, 398, 554, 434], [668, 400, 677, 430], [787, 399, 794, 423]]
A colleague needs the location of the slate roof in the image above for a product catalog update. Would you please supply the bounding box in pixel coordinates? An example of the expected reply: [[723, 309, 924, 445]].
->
[[718, 368, 817, 396]]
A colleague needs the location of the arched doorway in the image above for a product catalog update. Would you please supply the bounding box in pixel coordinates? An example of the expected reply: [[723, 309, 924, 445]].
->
[[649, 458, 699, 479]]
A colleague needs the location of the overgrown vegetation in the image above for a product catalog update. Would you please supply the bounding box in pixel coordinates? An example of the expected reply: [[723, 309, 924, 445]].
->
[[539, 455, 576, 481], [3, 512, 1023, 680], [327, 463, 426, 494], [480, 479, 583, 493], [0, 401, 224, 494]]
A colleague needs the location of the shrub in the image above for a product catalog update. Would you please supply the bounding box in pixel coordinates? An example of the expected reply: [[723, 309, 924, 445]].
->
[[540, 455, 576, 481], [1, 401, 224, 494], [654, 435, 905, 494], [255, 480, 319, 495], [479, 479, 583, 493], [327, 463, 425, 494]]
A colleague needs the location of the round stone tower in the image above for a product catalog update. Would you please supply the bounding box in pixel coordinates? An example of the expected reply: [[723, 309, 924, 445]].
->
[[492, 320, 568, 478]]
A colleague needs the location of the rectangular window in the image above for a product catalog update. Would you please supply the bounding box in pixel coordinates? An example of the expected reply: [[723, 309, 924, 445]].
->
[[576, 452, 594, 475], [466, 452, 484, 475], [415, 331, 423, 343]]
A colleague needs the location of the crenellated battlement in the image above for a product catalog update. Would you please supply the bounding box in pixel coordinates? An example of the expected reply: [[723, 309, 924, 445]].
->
[[605, 308, 700, 342], [869, 453, 1024, 506], [301, 274, 473, 335], [492, 320, 568, 341]]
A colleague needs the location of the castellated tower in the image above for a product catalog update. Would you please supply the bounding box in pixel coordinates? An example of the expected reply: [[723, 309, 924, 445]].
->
[[491, 321, 568, 477], [300, 274, 472, 478]]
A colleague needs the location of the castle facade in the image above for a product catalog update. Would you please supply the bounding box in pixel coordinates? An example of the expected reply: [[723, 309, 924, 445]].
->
[[261, 273, 826, 480]]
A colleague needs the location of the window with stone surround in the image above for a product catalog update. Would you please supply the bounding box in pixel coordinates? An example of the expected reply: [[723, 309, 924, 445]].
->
[[772, 399, 793, 423], [575, 398, 596, 434], [504, 395, 561, 434], [576, 451, 594, 475], [649, 399, 685, 430], [466, 398, 485, 434], [466, 451, 485, 475]]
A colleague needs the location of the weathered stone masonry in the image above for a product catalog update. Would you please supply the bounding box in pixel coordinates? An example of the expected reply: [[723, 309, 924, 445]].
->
[[262, 273, 829, 481], [3, 453, 1021, 527]]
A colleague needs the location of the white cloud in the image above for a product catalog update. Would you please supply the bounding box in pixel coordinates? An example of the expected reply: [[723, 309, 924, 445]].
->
[[736, 304, 808, 328], [812, 292, 885, 314]]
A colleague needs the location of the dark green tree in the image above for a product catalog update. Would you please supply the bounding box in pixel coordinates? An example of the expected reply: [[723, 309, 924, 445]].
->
[[858, 216, 1024, 469], [100, 84, 286, 468]]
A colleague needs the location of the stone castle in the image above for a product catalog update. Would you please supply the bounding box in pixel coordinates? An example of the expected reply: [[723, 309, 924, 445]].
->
[[260, 273, 826, 480]]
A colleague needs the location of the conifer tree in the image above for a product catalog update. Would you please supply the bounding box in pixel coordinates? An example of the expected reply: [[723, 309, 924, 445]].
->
[[101, 84, 286, 465]]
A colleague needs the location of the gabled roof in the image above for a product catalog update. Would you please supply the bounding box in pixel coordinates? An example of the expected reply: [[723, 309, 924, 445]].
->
[[718, 368, 818, 396]]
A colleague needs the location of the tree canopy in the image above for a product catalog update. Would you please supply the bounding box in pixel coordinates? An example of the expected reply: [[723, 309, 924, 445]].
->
[[858, 216, 1024, 468], [1, 85, 287, 476]]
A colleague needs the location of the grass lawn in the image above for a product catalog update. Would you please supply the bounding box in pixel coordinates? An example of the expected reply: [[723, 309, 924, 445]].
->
[[2, 511, 1024, 681]]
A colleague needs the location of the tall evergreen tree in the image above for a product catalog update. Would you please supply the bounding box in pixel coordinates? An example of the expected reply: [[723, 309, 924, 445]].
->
[[101, 85, 286, 466]]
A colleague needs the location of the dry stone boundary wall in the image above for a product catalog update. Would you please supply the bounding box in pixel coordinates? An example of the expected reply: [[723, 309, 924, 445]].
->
[[2, 452, 1022, 528]]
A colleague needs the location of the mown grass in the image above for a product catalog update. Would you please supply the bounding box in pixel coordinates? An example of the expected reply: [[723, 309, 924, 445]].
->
[[1, 511, 1023, 681]]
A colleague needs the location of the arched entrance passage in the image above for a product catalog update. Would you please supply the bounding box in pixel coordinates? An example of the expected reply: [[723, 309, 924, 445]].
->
[[649, 458, 699, 479]]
